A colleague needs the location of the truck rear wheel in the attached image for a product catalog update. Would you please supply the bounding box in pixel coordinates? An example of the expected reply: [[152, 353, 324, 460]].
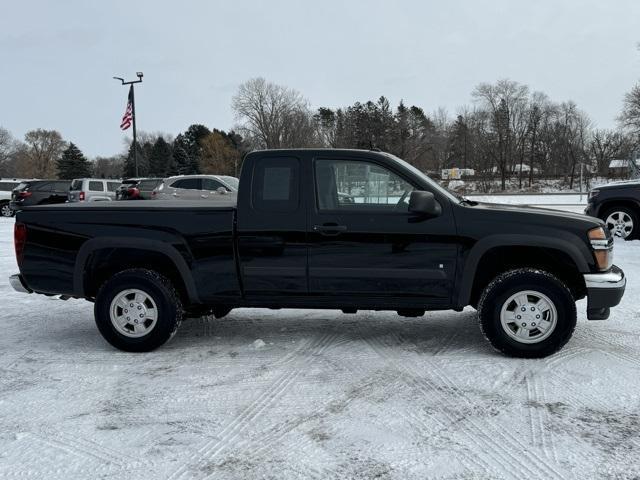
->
[[478, 269, 576, 358], [94, 269, 183, 352]]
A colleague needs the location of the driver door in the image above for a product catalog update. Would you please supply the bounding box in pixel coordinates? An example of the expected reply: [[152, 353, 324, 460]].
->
[[307, 157, 457, 302]]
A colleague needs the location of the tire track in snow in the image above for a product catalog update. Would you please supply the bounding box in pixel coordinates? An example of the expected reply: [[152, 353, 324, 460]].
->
[[543, 346, 590, 370], [525, 374, 562, 469], [359, 328, 537, 480], [25, 431, 131, 471], [168, 331, 338, 480], [423, 349, 570, 480], [364, 327, 568, 480]]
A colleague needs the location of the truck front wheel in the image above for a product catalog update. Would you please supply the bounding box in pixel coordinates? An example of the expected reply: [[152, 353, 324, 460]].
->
[[94, 269, 183, 352], [478, 269, 576, 358]]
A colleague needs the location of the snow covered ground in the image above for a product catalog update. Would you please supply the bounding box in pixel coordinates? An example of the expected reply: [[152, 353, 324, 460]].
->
[[1, 200, 640, 479]]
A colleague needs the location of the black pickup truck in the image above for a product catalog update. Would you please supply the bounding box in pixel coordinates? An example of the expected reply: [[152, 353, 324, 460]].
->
[[10, 149, 626, 357]]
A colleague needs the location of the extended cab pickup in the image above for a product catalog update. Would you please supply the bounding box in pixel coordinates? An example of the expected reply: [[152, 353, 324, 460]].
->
[[10, 149, 626, 357]]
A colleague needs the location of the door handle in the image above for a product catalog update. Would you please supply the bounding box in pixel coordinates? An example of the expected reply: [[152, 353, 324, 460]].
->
[[172, 192, 179, 197], [200, 194, 208, 198], [313, 224, 347, 235]]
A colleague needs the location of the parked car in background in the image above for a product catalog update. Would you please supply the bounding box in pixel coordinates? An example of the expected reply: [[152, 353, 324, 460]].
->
[[152, 175, 238, 201], [68, 178, 121, 202], [9, 180, 71, 212], [1, 179, 32, 217], [116, 178, 163, 200], [585, 179, 640, 240]]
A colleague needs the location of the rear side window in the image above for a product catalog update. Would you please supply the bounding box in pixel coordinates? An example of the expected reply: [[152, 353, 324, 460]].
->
[[252, 157, 299, 213], [89, 181, 104, 192], [107, 182, 120, 192], [171, 178, 200, 190]]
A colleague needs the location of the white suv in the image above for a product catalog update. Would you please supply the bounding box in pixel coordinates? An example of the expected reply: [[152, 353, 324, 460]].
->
[[68, 178, 122, 202], [152, 175, 238, 201]]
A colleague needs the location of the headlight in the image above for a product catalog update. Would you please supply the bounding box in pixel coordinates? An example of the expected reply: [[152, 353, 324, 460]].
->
[[588, 227, 613, 271], [588, 189, 600, 200]]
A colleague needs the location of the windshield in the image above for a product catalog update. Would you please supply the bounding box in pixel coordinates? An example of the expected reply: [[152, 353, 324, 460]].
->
[[220, 176, 239, 190], [383, 153, 462, 203], [70, 179, 83, 190]]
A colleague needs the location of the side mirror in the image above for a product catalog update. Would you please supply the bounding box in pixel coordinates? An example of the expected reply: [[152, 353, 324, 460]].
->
[[408, 190, 441, 218], [216, 187, 227, 195]]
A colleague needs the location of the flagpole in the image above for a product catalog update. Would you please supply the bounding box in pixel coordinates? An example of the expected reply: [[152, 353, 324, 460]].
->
[[113, 72, 144, 177], [131, 85, 138, 176]]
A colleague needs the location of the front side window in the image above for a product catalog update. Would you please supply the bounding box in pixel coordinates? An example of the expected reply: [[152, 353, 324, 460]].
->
[[138, 180, 160, 190], [171, 178, 201, 190], [220, 176, 239, 190], [202, 178, 226, 191], [315, 159, 415, 212], [252, 157, 299, 212], [33, 182, 52, 192]]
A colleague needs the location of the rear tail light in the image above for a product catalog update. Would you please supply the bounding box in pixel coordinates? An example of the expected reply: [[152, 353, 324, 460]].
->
[[79, 191, 85, 201], [14, 223, 26, 266], [128, 187, 140, 198], [151, 190, 156, 197], [18, 191, 32, 199]]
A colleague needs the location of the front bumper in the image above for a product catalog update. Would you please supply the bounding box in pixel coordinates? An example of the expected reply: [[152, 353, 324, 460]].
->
[[583, 265, 625, 320], [9, 274, 32, 294]]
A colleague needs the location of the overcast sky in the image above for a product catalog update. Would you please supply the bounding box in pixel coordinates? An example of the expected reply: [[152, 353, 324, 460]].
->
[[2, 0, 639, 157]]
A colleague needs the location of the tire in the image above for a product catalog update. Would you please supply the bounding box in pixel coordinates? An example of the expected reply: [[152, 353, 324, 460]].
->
[[0, 202, 13, 218], [601, 206, 637, 240], [94, 269, 183, 352], [478, 269, 576, 358]]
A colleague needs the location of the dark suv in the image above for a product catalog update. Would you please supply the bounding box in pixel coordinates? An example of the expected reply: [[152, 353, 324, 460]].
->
[[10, 180, 71, 211], [116, 178, 163, 200], [585, 180, 640, 240]]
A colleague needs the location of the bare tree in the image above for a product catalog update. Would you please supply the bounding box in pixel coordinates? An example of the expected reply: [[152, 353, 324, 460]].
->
[[232, 78, 317, 149], [22, 129, 66, 178], [619, 83, 640, 134], [0, 127, 18, 177], [472, 79, 529, 190]]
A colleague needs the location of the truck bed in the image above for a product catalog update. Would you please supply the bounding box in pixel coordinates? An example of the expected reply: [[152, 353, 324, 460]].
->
[[16, 200, 239, 302]]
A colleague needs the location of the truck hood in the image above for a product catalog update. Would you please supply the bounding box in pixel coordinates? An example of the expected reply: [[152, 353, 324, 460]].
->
[[593, 179, 640, 190], [469, 201, 602, 229]]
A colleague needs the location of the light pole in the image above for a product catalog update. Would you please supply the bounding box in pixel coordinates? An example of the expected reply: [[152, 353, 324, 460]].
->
[[113, 72, 143, 176]]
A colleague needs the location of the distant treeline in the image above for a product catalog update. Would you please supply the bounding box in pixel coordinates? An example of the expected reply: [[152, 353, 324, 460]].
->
[[1, 77, 639, 189]]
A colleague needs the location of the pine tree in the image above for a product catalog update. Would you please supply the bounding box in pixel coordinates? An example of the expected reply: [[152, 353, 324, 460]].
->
[[148, 137, 172, 176], [122, 142, 149, 178], [57, 142, 92, 179], [171, 143, 191, 175]]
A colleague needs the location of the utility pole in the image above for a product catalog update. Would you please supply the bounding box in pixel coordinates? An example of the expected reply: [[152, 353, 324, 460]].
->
[[113, 72, 143, 176]]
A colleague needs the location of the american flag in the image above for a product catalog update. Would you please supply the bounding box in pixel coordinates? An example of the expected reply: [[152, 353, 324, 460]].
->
[[120, 85, 133, 130]]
